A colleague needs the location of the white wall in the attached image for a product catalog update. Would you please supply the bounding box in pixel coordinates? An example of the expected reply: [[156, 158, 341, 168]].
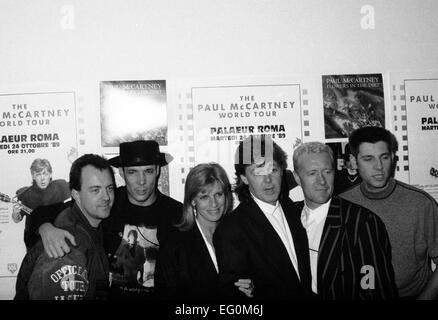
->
[[1, 0, 438, 84]]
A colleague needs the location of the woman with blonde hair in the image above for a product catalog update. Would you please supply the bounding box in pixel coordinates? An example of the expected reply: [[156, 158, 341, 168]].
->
[[155, 162, 254, 299]]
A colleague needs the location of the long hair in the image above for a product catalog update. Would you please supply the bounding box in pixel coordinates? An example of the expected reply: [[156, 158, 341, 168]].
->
[[177, 163, 233, 231]]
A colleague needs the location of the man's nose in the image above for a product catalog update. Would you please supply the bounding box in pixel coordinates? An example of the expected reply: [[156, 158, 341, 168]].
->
[[138, 173, 146, 184], [316, 172, 327, 185], [374, 158, 383, 170], [263, 174, 272, 183], [102, 189, 111, 201]]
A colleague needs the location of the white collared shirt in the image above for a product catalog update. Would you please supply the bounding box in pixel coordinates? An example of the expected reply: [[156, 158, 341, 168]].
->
[[195, 218, 219, 274], [301, 199, 331, 294], [252, 193, 300, 280]]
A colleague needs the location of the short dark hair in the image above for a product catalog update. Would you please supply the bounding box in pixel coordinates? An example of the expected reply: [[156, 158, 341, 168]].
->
[[234, 135, 288, 202], [69, 154, 115, 191], [349, 126, 398, 157]]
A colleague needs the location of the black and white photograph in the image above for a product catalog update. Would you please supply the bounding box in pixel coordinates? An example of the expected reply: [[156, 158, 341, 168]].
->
[[1, 0, 438, 313]]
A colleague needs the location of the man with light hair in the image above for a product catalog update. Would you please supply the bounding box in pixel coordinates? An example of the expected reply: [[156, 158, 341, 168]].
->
[[292, 141, 397, 299]]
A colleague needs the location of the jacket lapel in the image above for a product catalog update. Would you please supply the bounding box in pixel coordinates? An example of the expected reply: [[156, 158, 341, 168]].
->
[[244, 200, 301, 284], [285, 200, 312, 293], [190, 223, 219, 279], [317, 198, 344, 294]]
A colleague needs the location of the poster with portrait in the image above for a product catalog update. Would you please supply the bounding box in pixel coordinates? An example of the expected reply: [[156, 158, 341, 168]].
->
[[404, 78, 438, 200], [326, 142, 362, 195], [192, 84, 303, 184], [322, 74, 385, 139], [0, 91, 77, 279], [100, 80, 167, 147]]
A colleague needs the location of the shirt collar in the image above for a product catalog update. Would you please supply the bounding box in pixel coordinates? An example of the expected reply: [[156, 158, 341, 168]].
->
[[250, 192, 279, 215], [303, 199, 331, 225]]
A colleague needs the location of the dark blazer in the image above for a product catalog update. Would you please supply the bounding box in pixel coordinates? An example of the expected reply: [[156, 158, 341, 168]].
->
[[294, 196, 398, 300], [213, 197, 312, 300], [155, 224, 219, 300]]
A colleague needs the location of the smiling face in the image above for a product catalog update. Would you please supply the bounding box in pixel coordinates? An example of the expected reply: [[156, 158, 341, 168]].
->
[[120, 165, 159, 206], [72, 165, 115, 227], [241, 161, 283, 206], [192, 181, 226, 228], [293, 151, 335, 210], [32, 168, 52, 189], [356, 141, 393, 192]]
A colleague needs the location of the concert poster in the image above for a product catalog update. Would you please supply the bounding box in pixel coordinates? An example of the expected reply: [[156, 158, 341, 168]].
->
[[100, 80, 167, 147], [404, 78, 438, 200], [191, 84, 303, 187], [0, 91, 77, 280], [322, 74, 385, 139]]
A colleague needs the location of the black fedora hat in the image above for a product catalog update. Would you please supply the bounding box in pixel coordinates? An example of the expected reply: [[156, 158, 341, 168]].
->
[[108, 140, 173, 168]]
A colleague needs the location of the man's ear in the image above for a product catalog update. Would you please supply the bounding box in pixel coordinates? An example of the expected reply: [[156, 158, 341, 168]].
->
[[240, 174, 249, 185], [349, 154, 358, 170], [71, 189, 80, 204], [118, 167, 125, 181], [292, 171, 302, 187]]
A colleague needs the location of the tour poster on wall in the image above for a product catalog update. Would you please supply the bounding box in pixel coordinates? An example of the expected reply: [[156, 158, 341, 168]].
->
[[322, 74, 385, 140], [0, 91, 77, 279], [192, 84, 303, 182]]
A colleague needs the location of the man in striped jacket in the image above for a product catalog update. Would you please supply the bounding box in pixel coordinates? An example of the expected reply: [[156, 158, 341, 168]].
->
[[292, 141, 398, 299]]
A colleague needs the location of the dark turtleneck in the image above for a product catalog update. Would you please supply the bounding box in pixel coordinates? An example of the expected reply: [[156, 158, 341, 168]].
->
[[360, 177, 397, 200]]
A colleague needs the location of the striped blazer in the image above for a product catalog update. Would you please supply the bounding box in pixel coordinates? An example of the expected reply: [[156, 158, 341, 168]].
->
[[294, 196, 398, 300]]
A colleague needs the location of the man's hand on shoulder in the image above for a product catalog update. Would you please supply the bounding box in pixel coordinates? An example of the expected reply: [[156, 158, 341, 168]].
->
[[38, 223, 77, 258]]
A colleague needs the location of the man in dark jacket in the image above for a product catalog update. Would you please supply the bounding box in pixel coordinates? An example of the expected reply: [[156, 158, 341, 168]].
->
[[15, 154, 115, 300], [213, 135, 313, 300], [30, 140, 182, 299], [292, 141, 397, 299]]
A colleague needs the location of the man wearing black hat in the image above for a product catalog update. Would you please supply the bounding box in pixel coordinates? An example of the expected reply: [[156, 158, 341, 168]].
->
[[28, 140, 182, 299]]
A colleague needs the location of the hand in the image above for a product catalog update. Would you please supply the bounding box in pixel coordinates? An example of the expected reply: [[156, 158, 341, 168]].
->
[[11, 205, 23, 223], [39, 223, 77, 258], [234, 278, 255, 298]]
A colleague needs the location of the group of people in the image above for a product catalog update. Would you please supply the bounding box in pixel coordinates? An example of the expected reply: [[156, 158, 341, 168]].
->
[[11, 126, 438, 300]]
